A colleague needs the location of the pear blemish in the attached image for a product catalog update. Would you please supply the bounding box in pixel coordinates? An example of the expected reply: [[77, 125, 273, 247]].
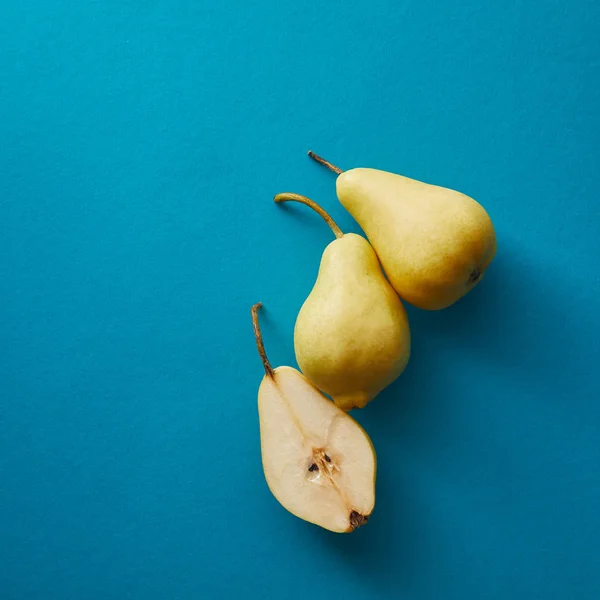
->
[[468, 267, 482, 285]]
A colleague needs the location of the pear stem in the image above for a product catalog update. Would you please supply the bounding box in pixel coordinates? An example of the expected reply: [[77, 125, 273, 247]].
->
[[251, 302, 274, 379], [307, 150, 344, 175], [274, 193, 344, 239]]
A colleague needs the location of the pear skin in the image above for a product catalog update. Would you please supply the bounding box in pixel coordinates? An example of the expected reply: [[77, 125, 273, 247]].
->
[[274, 194, 410, 410], [309, 152, 497, 310]]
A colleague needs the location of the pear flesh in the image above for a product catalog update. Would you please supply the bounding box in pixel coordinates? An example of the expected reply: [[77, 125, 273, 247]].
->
[[252, 304, 376, 533], [336, 168, 497, 310], [259, 366, 376, 532], [295, 232, 410, 410]]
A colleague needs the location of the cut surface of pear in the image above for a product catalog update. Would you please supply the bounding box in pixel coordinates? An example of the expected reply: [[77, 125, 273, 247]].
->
[[251, 303, 376, 533], [309, 151, 497, 310], [275, 193, 410, 411]]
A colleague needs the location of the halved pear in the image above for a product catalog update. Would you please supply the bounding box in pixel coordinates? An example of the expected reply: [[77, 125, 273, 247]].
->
[[251, 303, 376, 533]]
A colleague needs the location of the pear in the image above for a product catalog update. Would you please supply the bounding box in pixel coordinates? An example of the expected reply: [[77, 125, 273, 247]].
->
[[308, 151, 497, 310], [274, 193, 410, 410], [251, 303, 376, 533]]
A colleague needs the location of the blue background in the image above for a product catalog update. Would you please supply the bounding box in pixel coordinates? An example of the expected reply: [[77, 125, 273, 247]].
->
[[1, 1, 599, 599]]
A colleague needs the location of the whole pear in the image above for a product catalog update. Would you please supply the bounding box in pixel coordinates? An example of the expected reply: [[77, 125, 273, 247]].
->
[[308, 152, 497, 310], [275, 193, 410, 410]]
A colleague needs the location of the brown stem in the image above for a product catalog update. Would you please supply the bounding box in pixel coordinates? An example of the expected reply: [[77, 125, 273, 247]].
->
[[307, 150, 344, 175], [251, 302, 274, 379], [274, 193, 344, 239]]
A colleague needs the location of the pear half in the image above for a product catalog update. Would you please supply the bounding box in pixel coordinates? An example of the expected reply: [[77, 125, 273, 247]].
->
[[251, 303, 376, 533]]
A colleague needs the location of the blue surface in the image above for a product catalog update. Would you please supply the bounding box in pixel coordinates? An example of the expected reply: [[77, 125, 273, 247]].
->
[[1, 1, 599, 599]]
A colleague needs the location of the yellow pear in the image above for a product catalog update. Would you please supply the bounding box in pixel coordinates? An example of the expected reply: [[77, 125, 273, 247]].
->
[[308, 151, 497, 310], [274, 193, 410, 410], [251, 303, 376, 533]]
